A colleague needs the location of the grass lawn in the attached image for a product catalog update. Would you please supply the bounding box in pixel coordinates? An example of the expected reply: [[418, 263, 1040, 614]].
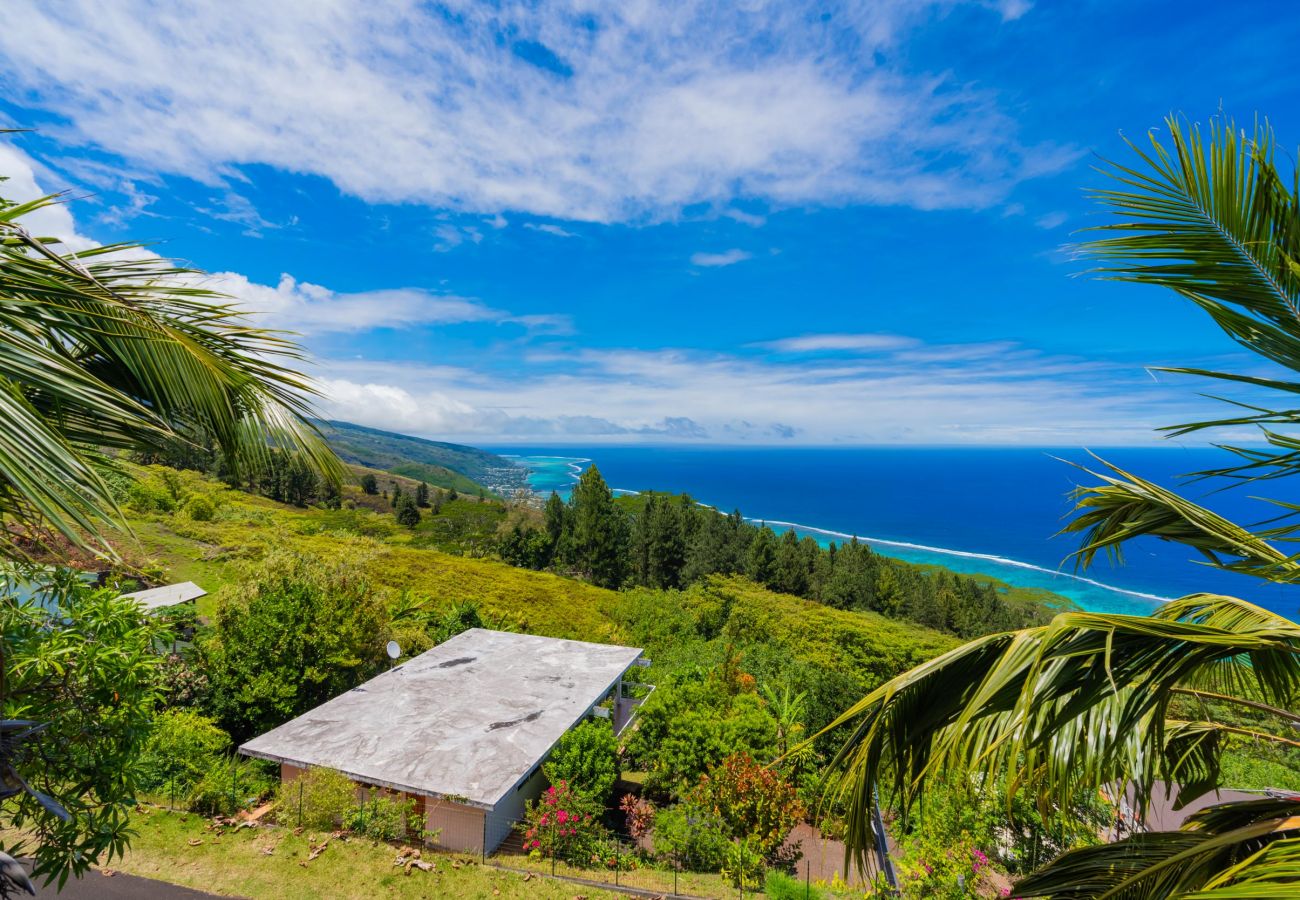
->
[[110, 808, 612, 899]]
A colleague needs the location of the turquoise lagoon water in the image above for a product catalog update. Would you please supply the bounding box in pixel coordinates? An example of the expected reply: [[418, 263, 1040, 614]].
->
[[491, 446, 1299, 618]]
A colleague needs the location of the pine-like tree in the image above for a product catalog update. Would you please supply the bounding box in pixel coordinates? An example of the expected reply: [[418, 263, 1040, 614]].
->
[[415, 481, 429, 507], [395, 494, 421, 527], [566, 465, 627, 588]]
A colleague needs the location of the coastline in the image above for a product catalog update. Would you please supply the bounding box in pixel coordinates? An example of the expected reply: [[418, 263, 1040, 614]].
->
[[508, 453, 1169, 615]]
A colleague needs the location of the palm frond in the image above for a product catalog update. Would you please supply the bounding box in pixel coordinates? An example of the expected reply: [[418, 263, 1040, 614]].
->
[[0, 183, 343, 558], [1061, 456, 1300, 582], [818, 596, 1300, 873]]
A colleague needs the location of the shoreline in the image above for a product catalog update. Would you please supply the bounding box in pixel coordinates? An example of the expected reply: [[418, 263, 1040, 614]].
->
[[509, 454, 1172, 610]]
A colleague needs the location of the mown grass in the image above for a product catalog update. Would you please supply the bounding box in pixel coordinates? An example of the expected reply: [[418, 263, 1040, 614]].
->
[[111, 808, 605, 899]]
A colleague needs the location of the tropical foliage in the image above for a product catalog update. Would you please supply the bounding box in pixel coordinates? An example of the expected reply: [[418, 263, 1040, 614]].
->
[[0, 172, 339, 559], [825, 115, 1300, 897], [0, 568, 164, 887]]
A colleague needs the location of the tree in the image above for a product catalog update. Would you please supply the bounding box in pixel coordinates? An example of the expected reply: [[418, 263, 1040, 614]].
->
[[565, 465, 627, 589], [1, 568, 163, 887], [415, 481, 430, 508], [391, 482, 403, 509], [447, 486, 459, 502], [360, 473, 378, 495], [0, 172, 339, 559], [395, 494, 421, 527], [827, 116, 1300, 896], [200, 550, 389, 743], [544, 720, 619, 807]]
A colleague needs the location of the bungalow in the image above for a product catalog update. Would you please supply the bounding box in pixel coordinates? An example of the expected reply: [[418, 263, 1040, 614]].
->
[[239, 628, 647, 853]]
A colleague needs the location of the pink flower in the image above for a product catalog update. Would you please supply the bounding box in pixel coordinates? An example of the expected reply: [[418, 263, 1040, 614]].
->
[[557, 810, 569, 823]]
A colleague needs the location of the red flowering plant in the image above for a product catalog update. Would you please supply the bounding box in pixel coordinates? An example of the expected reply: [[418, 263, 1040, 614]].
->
[[518, 779, 608, 865]]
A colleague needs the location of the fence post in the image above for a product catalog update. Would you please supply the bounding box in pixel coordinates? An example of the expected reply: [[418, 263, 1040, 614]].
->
[[673, 855, 678, 897], [481, 814, 486, 865], [806, 857, 811, 899], [297, 778, 303, 828], [551, 818, 556, 876], [230, 765, 237, 814]]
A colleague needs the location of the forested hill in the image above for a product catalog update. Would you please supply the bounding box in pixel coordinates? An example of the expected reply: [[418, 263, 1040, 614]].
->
[[312, 419, 526, 494]]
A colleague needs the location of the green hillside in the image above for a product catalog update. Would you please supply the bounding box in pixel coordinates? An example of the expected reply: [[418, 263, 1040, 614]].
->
[[313, 419, 525, 493]]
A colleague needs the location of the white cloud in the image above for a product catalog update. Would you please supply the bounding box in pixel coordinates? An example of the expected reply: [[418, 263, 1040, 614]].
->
[[0, 144, 98, 251], [211, 273, 510, 334], [762, 333, 920, 353], [1035, 210, 1068, 229], [691, 249, 753, 268], [0, 1, 1074, 223], [524, 223, 578, 238], [305, 337, 1220, 445]]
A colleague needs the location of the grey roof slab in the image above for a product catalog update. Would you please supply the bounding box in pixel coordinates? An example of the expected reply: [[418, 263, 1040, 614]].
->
[[121, 581, 206, 611], [239, 628, 642, 808]]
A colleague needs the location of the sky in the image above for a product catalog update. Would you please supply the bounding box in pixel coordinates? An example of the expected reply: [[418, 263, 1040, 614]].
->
[[1, 0, 1298, 445]]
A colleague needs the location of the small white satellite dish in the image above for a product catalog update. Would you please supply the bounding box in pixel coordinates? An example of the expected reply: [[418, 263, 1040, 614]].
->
[[386, 640, 401, 660]]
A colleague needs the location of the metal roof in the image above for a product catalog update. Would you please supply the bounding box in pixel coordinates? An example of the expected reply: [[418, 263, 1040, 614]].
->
[[239, 628, 643, 809], [120, 581, 207, 611]]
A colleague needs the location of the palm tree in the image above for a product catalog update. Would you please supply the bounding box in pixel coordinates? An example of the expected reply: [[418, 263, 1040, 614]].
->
[[0, 172, 341, 560], [824, 116, 1300, 896]]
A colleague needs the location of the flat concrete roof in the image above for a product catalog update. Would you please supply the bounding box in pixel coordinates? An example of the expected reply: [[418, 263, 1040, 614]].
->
[[121, 581, 206, 611], [239, 628, 642, 809]]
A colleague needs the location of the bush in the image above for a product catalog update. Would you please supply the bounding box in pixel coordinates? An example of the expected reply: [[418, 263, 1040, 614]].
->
[[127, 477, 177, 513], [190, 755, 276, 816], [764, 869, 823, 900], [692, 753, 804, 866], [722, 836, 765, 890], [275, 767, 357, 831], [519, 780, 606, 866], [651, 802, 730, 871], [343, 793, 421, 841], [200, 550, 389, 742], [138, 710, 231, 795], [183, 494, 216, 521], [544, 719, 618, 806]]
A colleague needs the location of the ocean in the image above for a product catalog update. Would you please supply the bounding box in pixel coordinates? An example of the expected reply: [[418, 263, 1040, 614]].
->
[[486, 445, 1299, 619]]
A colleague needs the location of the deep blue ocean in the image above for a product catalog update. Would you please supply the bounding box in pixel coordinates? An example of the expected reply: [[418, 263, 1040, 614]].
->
[[486, 446, 1299, 619]]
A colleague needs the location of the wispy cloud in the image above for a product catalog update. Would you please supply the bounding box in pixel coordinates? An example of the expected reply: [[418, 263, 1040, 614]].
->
[[762, 333, 919, 353], [1035, 210, 1068, 229], [691, 249, 753, 268], [524, 223, 578, 238], [0, 1, 1076, 222]]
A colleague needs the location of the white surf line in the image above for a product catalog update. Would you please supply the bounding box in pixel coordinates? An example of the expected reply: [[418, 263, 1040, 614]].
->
[[760, 518, 1173, 603]]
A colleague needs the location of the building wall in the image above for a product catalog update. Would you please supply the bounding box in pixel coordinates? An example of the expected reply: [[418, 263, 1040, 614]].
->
[[486, 763, 548, 852], [426, 798, 487, 853]]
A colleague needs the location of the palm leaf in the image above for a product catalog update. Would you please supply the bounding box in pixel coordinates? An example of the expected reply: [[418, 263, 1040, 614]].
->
[[0, 182, 343, 558]]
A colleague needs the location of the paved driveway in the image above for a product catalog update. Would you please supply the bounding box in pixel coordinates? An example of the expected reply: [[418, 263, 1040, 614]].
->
[[24, 868, 236, 899]]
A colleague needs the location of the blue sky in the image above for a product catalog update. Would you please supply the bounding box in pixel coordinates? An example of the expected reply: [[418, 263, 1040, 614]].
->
[[1, 0, 1297, 444]]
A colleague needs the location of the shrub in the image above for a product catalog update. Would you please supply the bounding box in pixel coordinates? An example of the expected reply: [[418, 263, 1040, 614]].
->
[[276, 767, 357, 831], [343, 793, 421, 841], [200, 550, 389, 742], [190, 755, 276, 816], [519, 780, 606, 866], [138, 710, 231, 795], [156, 651, 211, 710], [544, 719, 619, 806], [722, 836, 765, 890], [764, 869, 824, 900], [127, 477, 177, 513], [692, 753, 804, 866], [183, 494, 216, 521], [651, 802, 730, 871], [620, 792, 655, 840]]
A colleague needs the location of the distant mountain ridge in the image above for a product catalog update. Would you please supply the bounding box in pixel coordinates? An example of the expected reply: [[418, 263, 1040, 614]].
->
[[312, 419, 526, 494]]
